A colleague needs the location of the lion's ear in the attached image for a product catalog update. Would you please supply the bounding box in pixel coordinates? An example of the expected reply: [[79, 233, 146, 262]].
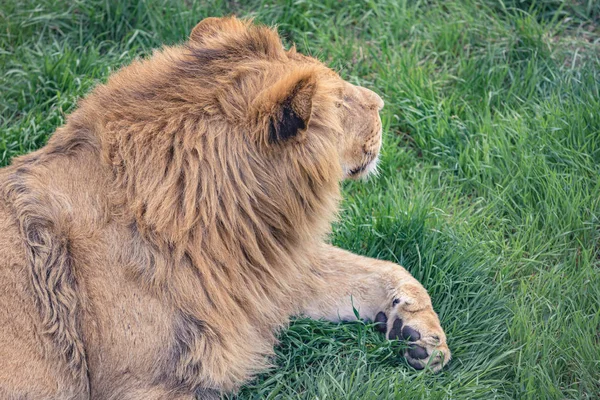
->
[[190, 17, 246, 43], [253, 70, 317, 145]]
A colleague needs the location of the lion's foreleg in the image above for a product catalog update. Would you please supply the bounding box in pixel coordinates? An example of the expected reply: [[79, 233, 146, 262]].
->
[[301, 244, 451, 371]]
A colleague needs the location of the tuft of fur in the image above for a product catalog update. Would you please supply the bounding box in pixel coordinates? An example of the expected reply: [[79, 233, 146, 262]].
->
[[2, 169, 90, 397]]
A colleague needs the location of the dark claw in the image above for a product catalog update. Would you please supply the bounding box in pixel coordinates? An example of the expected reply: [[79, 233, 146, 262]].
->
[[401, 325, 421, 341], [388, 318, 403, 340], [374, 312, 387, 333], [406, 357, 424, 370], [408, 345, 428, 360]]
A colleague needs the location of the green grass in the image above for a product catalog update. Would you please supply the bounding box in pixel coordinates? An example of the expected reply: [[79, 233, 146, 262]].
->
[[1, 0, 599, 398]]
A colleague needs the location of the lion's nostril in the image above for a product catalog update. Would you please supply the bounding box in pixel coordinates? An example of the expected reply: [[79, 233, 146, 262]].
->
[[356, 86, 384, 110], [372, 93, 384, 110]]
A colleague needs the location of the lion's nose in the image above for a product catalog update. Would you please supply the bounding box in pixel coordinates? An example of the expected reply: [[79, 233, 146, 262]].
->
[[358, 87, 384, 111], [371, 91, 384, 111]]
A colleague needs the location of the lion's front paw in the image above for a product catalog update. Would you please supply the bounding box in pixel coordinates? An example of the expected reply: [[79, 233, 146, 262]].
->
[[374, 292, 450, 372]]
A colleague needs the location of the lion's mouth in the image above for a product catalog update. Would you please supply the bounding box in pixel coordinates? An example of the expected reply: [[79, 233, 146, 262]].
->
[[347, 156, 378, 179], [349, 163, 369, 176]]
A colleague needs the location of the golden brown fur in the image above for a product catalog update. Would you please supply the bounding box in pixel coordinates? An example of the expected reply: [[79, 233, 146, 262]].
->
[[0, 17, 449, 399]]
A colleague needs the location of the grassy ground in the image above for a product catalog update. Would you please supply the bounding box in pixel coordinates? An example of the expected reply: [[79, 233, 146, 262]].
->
[[1, 0, 599, 398]]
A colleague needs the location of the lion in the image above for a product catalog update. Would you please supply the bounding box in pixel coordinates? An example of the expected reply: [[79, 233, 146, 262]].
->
[[0, 17, 450, 399]]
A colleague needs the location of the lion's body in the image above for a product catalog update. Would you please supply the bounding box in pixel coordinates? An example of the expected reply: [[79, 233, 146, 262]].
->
[[0, 127, 313, 398], [0, 17, 449, 400]]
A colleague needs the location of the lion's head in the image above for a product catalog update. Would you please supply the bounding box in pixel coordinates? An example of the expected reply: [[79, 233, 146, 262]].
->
[[188, 17, 385, 180]]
